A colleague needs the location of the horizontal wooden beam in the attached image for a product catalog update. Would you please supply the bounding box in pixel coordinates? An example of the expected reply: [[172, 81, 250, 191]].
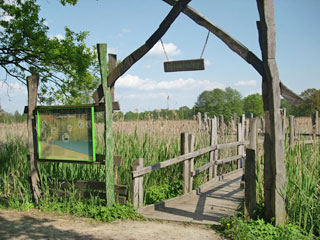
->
[[215, 155, 243, 165], [56, 181, 128, 195], [24, 101, 120, 114], [92, 0, 191, 103], [35, 155, 122, 166], [132, 141, 247, 178], [50, 189, 127, 204], [162, 0, 303, 106]]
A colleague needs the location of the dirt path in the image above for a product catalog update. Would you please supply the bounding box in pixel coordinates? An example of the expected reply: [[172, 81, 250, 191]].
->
[[0, 209, 224, 240]]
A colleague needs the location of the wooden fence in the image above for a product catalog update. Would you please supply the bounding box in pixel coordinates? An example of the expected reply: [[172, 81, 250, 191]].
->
[[131, 116, 247, 209], [131, 110, 319, 211]]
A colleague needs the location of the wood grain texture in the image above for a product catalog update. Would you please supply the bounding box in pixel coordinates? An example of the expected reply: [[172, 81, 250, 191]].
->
[[27, 74, 41, 203], [181, 132, 190, 194], [257, 0, 287, 225], [244, 118, 257, 221], [162, 0, 302, 106], [97, 43, 115, 206], [93, 0, 191, 103]]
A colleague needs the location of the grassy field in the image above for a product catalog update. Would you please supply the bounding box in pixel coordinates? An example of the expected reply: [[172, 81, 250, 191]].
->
[[0, 117, 319, 237]]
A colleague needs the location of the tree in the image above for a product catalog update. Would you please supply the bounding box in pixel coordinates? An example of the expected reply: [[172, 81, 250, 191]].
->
[[243, 93, 264, 117], [0, 0, 98, 104], [195, 87, 243, 121], [299, 88, 320, 116], [281, 88, 320, 117]]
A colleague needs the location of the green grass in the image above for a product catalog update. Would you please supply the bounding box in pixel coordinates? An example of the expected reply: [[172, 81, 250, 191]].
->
[[1, 121, 319, 238]]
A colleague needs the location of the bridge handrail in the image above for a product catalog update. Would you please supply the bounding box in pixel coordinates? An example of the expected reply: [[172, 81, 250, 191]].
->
[[132, 140, 249, 178]]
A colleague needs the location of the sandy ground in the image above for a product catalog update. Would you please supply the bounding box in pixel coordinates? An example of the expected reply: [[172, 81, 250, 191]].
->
[[0, 209, 224, 240]]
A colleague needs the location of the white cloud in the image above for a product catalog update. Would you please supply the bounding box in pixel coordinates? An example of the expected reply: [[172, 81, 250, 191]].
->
[[49, 33, 65, 40], [147, 42, 181, 58], [0, 82, 27, 97], [1, 15, 13, 22], [116, 74, 224, 91], [234, 80, 257, 87], [248, 88, 262, 95], [205, 60, 212, 66], [143, 65, 152, 69], [117, 28, 131, 37]]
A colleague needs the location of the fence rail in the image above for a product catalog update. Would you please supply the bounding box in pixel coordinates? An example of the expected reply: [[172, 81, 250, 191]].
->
[[131, 116, 247, 209]]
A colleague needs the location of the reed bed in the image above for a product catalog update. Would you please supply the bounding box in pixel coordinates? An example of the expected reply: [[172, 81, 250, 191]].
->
[[1, 118, 319, 236]]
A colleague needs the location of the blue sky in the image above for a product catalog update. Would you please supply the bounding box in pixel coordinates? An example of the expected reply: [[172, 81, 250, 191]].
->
[[1, 0, 319, 113]]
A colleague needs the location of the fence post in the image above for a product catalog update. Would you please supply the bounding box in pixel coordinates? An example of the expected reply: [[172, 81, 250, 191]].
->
[[289, 115, 295, 147], [245, 118, 250, 140], [197, 112, 202, 130], [244, 118, 257, 221], [312, 111, 319, 142], [131, 158, 144, 208], [237, 122, 243, 169], [209, 117, 218, 180], [219, 115, 224, 137], [27, 73, 41, 203], [281, 108, 287, 140], [188, 134, 195, 192], [181, 132, 190, 194], [204, 112, 208, 131]]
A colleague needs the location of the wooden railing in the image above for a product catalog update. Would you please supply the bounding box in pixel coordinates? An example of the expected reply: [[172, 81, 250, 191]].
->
[[131, 116, 247, 209]]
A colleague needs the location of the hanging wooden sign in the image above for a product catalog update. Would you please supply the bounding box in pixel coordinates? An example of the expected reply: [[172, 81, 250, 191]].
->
[[164, 58, 205, 72]]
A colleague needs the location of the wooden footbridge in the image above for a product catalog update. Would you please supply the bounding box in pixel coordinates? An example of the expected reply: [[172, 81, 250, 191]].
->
[[131, 117, 258, 225], [138, 169, 243, 225]]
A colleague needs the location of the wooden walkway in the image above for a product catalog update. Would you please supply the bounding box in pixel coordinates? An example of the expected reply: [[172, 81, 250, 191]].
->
[[138, 169, 244, 225]]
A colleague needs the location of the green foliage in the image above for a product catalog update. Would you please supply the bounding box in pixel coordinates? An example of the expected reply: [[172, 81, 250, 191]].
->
[[281, 88, 320, 116], [243, 93, 264, 117], [145, 180, 183, 204], [195, 87, 243, 121], [219, 217, 312, 240], [37, 198, 143, 222], [0, 0, 98, 104]]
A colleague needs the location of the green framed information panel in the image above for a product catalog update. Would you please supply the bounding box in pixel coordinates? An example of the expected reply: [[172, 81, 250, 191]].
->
[[37, 106, 96, 162]]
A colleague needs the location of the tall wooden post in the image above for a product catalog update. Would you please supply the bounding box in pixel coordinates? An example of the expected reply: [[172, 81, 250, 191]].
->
[[257, 0, 287, 225], [244, 118, 257, 221], [219, 115, 224, 137], [132, 158, 144, 208], [289, 115, 295, 147], [197, 112, 202, 130], [181, 132, 189, 194], [209, 117, 218, 180], [188, 134, 195, 192], [237, 123, 243, 169], [312, 111, 319, 142], [108, 54, 117, 101], [97, 43, 115, 207], [27, 74, 41, 203]]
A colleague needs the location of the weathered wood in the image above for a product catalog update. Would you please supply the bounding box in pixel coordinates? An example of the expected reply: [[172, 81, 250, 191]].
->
[[181, 132, 190, 194], [162, 0, 302, 106], [219, 115, 224, 136], [215, 155, 243, 165], [27, 74, 41, 203], [289, 115, 295, 147], [312, 111, 319, 138], [97, 43, 115, 206], [197, 112, 202, 130], [108, 54, 117, 101], [188, 134, 195, 192], [209, 118, 216, 180], [204, 112, 208, 131], [132, 141, 246, 178], [93, 0, 191, 103], [57, 181, 128, 195], [132, 158, 144, 208], [164, 58, 204, 72], [257, 0, 287, 225], [244, 118, 257, 221], [24, 102, 119, 113], [237, 123, 242, 169]]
